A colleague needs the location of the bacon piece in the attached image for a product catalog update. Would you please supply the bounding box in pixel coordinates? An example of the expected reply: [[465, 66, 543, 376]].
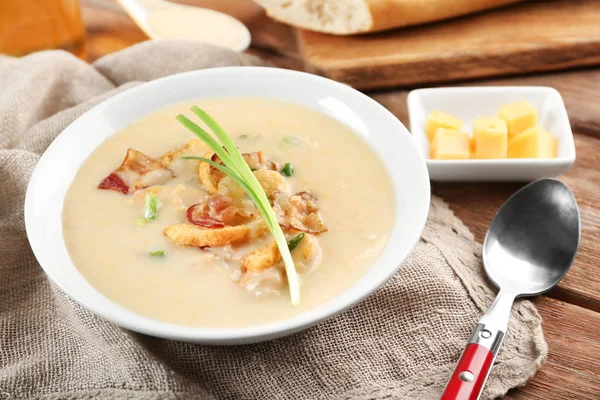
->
[[187, 195, 233, 227], [98, 173, 129, 194], [265, 160, 279, 171], [207, 194, 232, 213], [273, 191, 328, 234], [186, 204, 225, 228], [187, 193, 258, 228], [98, 149, 174, 194]]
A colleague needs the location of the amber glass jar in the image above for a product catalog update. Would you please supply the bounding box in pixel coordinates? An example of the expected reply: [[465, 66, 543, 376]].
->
[[0, 0, 87, 58]]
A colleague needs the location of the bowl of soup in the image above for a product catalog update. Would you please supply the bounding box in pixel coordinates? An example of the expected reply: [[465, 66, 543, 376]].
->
[[25, 67, 430, 344]]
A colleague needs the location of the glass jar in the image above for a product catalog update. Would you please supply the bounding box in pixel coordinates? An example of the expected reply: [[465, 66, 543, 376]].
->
[[0, 0, 87, 58]]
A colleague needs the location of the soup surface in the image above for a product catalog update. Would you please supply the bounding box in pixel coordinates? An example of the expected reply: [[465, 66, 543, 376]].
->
[[63, 97, 395, 328]]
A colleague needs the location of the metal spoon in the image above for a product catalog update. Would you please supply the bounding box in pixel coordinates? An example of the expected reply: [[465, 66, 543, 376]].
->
[[116, 0, 251, 52], [441, 178, 580, 400]]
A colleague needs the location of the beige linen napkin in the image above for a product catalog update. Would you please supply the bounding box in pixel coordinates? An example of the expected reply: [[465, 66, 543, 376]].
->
[[0, 40, 546, 399]]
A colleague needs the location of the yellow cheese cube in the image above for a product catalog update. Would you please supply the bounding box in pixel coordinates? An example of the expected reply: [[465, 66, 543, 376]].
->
[[469, 136, 476, 158], [508, 126, 557, 158], [425, 111, 463, 142], [498, 100, 538, 138], [430, 128, 470, 160], [474, 117, 508, 159]]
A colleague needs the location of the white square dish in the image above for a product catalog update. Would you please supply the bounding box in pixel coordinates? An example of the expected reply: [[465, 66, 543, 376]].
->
[[407, 87, 576, 182]]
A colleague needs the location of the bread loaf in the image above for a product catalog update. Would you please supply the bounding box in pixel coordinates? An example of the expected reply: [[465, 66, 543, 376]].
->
[[254, 0, 523, 35]]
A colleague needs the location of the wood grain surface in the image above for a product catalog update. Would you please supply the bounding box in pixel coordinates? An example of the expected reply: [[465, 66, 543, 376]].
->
[[505, 297, 600, 399], [298, 0, 600, 90], [372, 68, 600, 313], [79, 1, 600, 398]]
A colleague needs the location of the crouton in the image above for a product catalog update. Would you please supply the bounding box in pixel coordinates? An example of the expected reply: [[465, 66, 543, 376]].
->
[[242, 241, 281, 272], [198, 151, 279, 194], [217, 169, 287, 201], [164, 223, 249, 248], [158, 138, 206, 168], [197, 152, 224, 194], [253, 169, 289, 199]]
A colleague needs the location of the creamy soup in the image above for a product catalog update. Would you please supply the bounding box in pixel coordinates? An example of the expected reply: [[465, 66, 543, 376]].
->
[[63, 97, 395, 328], [147, 7, 248, 51]]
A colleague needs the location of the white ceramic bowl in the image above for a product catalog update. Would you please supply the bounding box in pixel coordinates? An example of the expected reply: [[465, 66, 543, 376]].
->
[[25, 67, 430, 344], [407, 86, 576, 181]]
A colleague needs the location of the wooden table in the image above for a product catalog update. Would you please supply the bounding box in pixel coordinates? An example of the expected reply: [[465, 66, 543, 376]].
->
[[80, 1, 600, 398]]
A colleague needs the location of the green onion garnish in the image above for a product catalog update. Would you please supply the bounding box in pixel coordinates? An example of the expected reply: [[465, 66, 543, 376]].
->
[[280, 136, 301, 146], [144, 194, 160, 220], [149, 250, 165, 257], [239, 134, 249, 139], [134, 217, 148, 227], [287, 233, 305, 251], [178, 106, 301, 305], [281, 162, 294, 177]]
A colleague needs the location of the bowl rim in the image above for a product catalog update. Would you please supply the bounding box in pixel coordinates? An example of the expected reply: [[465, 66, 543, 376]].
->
[[25, 66, 430, 344]]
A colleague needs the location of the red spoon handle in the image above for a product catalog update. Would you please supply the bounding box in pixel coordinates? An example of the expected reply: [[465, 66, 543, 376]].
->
[[440, 343, 494, 400]]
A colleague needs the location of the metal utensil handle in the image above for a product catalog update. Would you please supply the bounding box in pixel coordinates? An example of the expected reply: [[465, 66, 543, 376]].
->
[[440, 291, 515, 400]]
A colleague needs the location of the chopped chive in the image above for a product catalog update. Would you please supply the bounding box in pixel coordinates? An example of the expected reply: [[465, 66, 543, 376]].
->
[[144, 194, 161, 220], [287, 233, 305, 251], [281, 162, 294, 177], [280, 136, 301, 146], [176, 107, 302, 306], [149, 250, 165, 257], [239, 133, 249, 139], [251, 168, 258, 172], [134, 217, 148, 227]]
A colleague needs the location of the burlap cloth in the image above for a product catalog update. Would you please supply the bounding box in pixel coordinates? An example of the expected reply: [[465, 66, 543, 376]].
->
[[0, 40, 547, 399]]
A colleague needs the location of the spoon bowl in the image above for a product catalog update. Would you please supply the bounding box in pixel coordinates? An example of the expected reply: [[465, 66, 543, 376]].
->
[[117, 0, 252, 52], [442, 178, 580, 400], [483, 179, 580, 296]]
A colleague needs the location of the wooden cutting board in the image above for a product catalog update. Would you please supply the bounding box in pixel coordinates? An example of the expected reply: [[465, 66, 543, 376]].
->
[[297, 0, 600, 90]]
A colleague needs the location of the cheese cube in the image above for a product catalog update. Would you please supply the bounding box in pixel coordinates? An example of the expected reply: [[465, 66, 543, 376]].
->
[[425, 111, 463, 142], [498, 100, 538, 138], [474, 117, 508, 159], [469, 136, 476, 158], [508, 126, 557, 158], [430, 128, 470, 160]]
